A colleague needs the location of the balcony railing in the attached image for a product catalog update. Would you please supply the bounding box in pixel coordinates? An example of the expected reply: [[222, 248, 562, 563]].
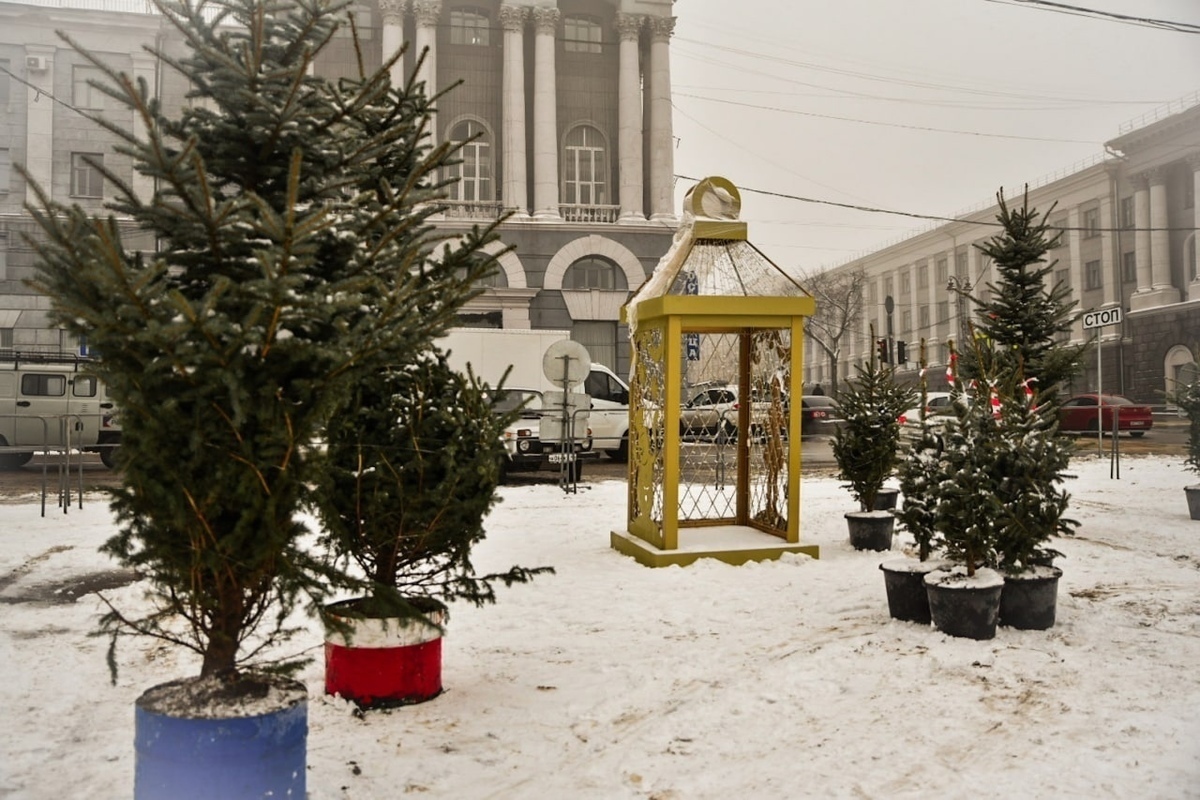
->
[[559, 204, 619, 224], [441, 200, 504, 220]]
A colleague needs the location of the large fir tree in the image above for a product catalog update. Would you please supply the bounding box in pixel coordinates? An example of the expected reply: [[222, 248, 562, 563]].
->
[[24, 0, 497, 678], [964, 188, 1084, 409]]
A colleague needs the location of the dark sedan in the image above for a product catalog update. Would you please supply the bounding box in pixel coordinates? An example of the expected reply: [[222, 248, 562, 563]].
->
[[1059, 394, 1153, 437], [799, 395, 843, 438]]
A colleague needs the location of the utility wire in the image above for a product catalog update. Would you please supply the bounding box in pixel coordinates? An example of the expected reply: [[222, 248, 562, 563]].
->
[[984, 0, 1200, 33], [673, 93, 1102, 145], [674, 173, 1199, 234]]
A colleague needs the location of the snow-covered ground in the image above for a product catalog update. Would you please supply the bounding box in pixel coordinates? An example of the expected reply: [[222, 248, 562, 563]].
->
[[2, 455, 1198, 798]]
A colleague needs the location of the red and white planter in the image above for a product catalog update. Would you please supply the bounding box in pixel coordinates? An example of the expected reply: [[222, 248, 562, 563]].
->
[[324, 599, 446, 709]]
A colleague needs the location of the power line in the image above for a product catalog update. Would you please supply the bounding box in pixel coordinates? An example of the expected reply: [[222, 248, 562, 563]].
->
[[673, 93, 1102, 145], [674, 173, 1199, 234], [984, 0, 1200, 33]]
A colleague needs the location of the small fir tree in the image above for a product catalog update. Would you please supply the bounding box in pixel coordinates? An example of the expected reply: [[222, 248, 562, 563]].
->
[[832, 331, 916, 512], [933, 340, 1003, 577], [963, 188, 1084, 410], [313, 350, 551, 619], [24, 0, 498, 679], [895, 340, 943, 561], [1169, 368, 1200, 480]]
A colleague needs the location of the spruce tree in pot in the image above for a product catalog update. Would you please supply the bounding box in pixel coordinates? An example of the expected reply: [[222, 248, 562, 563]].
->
[[23, 0, 495, 794], [314, 351, 552, 709], [883, 341, 951, 622], [1169, 373, 1200, 520], [923, 353, 1007, 641], [832, 338, 915, 551]]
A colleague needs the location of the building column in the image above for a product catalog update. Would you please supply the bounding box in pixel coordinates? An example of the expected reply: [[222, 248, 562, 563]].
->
[[1191, 156, 1200, 294], [646, 14, 675, 222], [1132, 168, 1180, 310], [500, 4, 528, 217], [616, 13, 644, 222], [412, 1, 440, 105], [379, 0, 406, 88], [1099, 195, 1118, 309], [24, 47, 55, 207], [1133, 176, 1151, 292], [531, 7, 560, 219]]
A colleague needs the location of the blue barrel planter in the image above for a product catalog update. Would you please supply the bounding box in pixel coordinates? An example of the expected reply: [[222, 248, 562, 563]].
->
[[134, 677, 307, 800]]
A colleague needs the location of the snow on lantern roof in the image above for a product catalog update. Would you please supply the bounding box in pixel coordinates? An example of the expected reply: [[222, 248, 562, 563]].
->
[[629, 177, 807, 310]]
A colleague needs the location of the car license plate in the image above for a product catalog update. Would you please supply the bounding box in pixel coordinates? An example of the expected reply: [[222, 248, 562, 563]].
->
[[548, 452, 575, 464], [1129, 420, 1146, 427]]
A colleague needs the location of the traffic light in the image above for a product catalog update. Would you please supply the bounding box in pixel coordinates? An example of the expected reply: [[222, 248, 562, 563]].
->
[[876, 338, 889, 364], [896, 340, 908, 363]]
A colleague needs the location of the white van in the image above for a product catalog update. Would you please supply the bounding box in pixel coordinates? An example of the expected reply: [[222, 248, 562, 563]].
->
[[0, 351, 122, 469]]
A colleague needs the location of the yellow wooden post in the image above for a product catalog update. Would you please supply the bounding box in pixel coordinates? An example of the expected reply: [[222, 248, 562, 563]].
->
[[787, 317, 805, 543], [663, 314, 682, 551]]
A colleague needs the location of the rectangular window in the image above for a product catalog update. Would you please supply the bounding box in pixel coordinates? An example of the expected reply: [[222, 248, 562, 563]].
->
[[917, 264, 929, 290], [937, 301, 949, 323], [883, 277, 893, 299], [1186, 177, 1195, 210], [449, 10, 490, 46], [954, 251, 967, 278], [0, 328, 12, 349], [1055, 269, 1070, 290], [72, 65, 106, 110], [564, 17, 603, 53], [900, 271, 911, 295], [71, 153, 104, 197], [1122, 251, 1137, 283], [919, 305, 930, 330], [73, 375, 98, 397], [1083, 207, 1100, 238], [0, 148, 9, 194], [902, 309, 912, 333], [0, 231, 7, 278], [868, 281, 877, 304], [935, 258, 948, 286], [1085, 259, 1102, 290], [0, 59, 9, 106], [1120, 196, 1135, 229], [22, 373, 67, 396], [1050, 218, 1068, 249]]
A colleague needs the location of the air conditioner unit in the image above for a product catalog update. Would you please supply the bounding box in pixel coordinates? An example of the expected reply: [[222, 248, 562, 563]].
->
[[26, 56, 47, 72]]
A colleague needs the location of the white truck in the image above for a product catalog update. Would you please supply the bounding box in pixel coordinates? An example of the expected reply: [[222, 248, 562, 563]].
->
[[0, 350, 122, 469], [440, 329, 632, 479]]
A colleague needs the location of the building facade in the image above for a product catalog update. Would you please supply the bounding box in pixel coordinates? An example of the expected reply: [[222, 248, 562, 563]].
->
[[810, 96, 1200, 405], [0, 0, 678, 377]]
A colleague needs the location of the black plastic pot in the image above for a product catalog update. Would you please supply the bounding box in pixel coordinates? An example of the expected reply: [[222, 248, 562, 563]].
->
[[845, 511, 895, 551], [880, 558, 947, 623], [924, 568, 1004, 640], [1186, 485, 1200, 521], [873, 488, 900, 511], [999, 566, 1063, 630]]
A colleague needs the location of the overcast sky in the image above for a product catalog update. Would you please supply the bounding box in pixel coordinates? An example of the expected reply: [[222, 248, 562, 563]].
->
[[670, 0, 1200, 274]]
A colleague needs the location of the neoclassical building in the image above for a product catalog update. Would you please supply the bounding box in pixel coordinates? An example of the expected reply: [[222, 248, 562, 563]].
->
[[808, 95, 1200, 404], [0, 0, 677, 376]]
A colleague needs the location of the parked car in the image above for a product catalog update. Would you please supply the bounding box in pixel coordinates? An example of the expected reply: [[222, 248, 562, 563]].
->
[[899, 391, 953, 427], [799, 395, 842, 438], [1058, 393, 1153, 437], [490, 388, 593, 481], [679, 385, 740, 438], [679, 383, 789, 440]]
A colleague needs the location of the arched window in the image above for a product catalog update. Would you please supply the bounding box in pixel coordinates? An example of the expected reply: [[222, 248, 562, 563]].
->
[[564, 256, 625, 291], [563, 126, 607, 206], [563, 16, 602, 53], [447, 119, 493, 202], [450, 8, 490, 46]]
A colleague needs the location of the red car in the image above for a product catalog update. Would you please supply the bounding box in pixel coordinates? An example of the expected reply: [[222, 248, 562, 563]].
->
[[1058, 394, 1153, 437]]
